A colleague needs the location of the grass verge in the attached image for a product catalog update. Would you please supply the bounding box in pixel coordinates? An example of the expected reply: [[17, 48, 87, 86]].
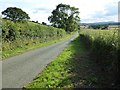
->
[[2, 33, 74, 59], [24, 36, 100, 88], [24, 34, 119, 88]]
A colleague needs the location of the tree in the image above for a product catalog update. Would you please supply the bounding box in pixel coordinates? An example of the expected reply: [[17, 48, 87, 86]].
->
[[48, 3, 80, 32], [2, 7, 30, 21], [101, 25, 108, 30], [89, 24, 108, 30], [42, 22, 47, 25]]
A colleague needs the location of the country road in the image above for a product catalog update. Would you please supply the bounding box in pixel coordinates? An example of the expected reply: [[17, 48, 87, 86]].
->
[[2, 32, 78, 88]]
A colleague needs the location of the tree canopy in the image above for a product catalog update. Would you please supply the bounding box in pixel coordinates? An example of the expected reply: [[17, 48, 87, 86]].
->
[[48, 3, 80, 32], [89, 24, 108, 30], [2, 7, 30, 21]]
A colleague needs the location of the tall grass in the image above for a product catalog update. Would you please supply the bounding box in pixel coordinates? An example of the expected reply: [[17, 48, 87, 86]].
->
[[79, 29, 119, 85]]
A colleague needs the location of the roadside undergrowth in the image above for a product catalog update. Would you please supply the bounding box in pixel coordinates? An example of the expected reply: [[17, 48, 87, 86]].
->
[[25, 36, 103, 88], [2, 33, 74, 59]]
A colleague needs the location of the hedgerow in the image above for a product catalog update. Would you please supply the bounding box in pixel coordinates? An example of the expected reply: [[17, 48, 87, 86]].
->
[[2, 19, 66, 51], [79, 29, 120, 85]]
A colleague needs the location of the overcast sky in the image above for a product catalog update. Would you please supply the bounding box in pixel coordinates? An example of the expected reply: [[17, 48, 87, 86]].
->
[[0, 0, 119, 24]]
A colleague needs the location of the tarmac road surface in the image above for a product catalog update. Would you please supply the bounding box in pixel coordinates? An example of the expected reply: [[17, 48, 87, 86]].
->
[[2, 32, 78, 88]]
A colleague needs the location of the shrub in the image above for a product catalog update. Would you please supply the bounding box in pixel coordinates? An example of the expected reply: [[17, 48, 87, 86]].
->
[[79, 29, 119, 85], [2, 19, 66, 51]]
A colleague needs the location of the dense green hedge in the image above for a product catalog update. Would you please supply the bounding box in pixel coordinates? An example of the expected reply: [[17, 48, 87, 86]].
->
[[2, 19, 66, 51], [79, 29, 120, 85]]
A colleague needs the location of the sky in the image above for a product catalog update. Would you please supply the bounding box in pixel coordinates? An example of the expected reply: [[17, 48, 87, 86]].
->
[[0, 0, 119, 24]]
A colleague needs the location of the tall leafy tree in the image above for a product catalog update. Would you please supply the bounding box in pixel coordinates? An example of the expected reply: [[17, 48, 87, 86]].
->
[[2, 7, 30, 21], [48, 3, 80, 32]]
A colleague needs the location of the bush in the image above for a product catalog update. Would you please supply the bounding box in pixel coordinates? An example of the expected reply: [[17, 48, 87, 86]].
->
[[2, 19, 66, 51], [79, 29, 119, 85]]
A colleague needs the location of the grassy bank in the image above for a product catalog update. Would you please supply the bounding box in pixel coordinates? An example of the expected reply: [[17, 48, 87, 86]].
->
[[24, 36, 100, 88], [2, 33, 74, 59], [24, 36, 82, 88], [2, 19, 70, 59], [25, 33, 119, 88]]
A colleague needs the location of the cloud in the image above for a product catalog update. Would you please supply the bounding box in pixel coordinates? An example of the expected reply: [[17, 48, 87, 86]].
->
[[33, 8, 52, 14], [105, 4, 118, 16], [81, 15, 118, 23], [0, 0, 119, 23], [93, 3, 117, 18], [80, 0, 119, 23]]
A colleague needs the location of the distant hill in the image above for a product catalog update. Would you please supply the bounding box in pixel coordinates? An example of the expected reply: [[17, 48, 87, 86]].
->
[[81, 21, 119, 26]]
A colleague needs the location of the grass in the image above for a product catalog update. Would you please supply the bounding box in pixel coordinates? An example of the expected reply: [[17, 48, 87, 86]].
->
[[2, 19, 66, 59], [24, 36, 103, 88], [2, 33, 74, 59], [24, 34, 119, 89]]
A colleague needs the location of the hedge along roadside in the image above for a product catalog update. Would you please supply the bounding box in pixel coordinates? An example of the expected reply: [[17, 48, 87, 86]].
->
[[2, 19, 69, 59], [79, 29, 120, 85]]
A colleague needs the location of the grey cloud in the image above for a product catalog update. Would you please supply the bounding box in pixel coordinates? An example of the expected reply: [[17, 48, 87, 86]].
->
[[33, 8, 52, 14], [93, 4, 118, 19], [105, 4, 118, 16]]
